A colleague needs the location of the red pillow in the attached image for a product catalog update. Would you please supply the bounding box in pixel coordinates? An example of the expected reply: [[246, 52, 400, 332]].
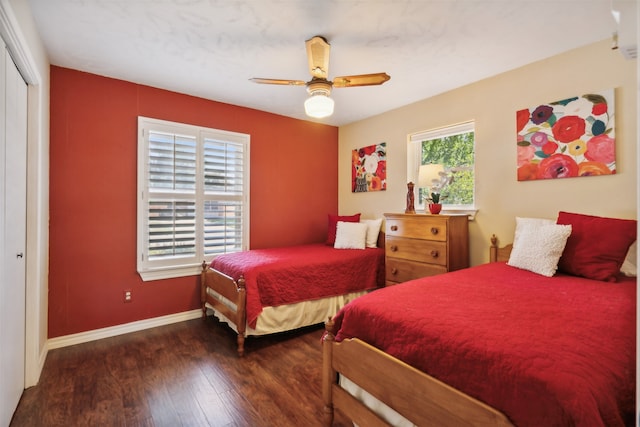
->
[[557, 211, 637, 282], [326, 213, 361, 245]]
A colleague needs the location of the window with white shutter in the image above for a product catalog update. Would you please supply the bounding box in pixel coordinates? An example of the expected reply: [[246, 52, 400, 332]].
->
[[137, 117, 250, 281]]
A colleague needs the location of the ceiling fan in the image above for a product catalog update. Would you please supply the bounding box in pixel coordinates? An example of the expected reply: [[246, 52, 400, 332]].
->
[[250, 36, 391, 119]]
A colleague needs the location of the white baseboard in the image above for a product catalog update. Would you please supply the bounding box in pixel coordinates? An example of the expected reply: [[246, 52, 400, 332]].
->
[[24, 345, 48, 388], [47, 309, 203, 350]]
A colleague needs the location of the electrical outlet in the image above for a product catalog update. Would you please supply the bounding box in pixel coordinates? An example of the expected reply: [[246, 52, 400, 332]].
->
[[124, 290, 132, 303]]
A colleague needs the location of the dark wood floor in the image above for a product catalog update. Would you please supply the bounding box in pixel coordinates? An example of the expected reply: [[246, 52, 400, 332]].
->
[[10, 317, 353, 427]]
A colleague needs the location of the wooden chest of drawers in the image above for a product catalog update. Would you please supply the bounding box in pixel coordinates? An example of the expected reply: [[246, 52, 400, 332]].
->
[[384, 213, 469, 286]]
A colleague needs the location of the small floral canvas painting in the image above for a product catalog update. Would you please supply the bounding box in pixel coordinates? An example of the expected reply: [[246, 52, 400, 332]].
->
[[516, 89, 615, 181], [352, 142, 386, 192]]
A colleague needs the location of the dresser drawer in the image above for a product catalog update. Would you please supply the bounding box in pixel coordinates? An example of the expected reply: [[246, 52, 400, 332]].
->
[[386, 236, 447, 266], [386, 258, 447, 284], [385, 217, 447, 241]]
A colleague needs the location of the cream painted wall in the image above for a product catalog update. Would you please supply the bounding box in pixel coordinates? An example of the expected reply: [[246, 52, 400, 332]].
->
[[339, 39, 637, 266]]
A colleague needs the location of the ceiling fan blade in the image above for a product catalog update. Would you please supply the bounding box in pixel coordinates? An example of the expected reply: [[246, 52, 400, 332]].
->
[[306, 36, 330, 79], [249, 78, 306, 86], [332, 73, 391, 88]]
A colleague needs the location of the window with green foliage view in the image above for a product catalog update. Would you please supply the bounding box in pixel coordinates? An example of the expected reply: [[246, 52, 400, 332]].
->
[[409, 122, 475, 209]]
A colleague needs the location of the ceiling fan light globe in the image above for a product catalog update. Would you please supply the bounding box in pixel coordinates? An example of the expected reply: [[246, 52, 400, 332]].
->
[[304, 94, 334, 118]]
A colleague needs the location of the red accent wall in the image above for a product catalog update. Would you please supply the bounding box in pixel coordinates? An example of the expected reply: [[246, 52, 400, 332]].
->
[[49, 66, 338, 338]]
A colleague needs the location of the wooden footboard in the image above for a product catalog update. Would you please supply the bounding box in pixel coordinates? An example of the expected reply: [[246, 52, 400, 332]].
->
[[322, 319, 514, 427], [200, 261, 247, 356]]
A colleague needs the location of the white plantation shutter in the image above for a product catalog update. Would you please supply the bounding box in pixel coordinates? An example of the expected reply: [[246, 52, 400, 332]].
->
[[147, 200, 196, 259], [147, 131, 197, 261], [137, 117, 250, 281], [204, 200, 243, 255], [203, 138, 244, 193], [202, 137, 245, 256]]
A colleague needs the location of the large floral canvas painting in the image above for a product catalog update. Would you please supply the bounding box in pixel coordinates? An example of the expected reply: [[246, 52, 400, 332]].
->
[[516, 89, 615, 181], [352, 142, 386, 192]]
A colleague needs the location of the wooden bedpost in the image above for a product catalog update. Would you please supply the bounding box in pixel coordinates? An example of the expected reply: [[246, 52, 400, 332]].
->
[[490, 235, 498, 263], [490, 235, 514, 263], [236, 276, 247, 357], [200, 261, 208, 319], [322, 317, 336, 426]]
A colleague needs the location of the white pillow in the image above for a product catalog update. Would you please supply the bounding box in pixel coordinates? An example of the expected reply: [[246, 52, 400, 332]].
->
[[334, 221, 368, 250], [507, 223, 572, 277], [620, 240, 637, 277], [513, 217, 555, 248], [360, 218, 383, 248]]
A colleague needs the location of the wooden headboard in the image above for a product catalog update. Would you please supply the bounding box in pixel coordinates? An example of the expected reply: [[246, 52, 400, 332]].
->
[[490, 234, 513, 263]]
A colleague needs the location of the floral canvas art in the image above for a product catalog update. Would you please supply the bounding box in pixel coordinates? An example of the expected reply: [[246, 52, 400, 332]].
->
[[352, 142, 386, 192], [516, 89, 615, 181]]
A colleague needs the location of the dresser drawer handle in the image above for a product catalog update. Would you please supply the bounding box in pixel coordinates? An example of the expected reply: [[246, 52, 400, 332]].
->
[[430, 250, 439, 258], [390, 225, 398, 231], [391, 268, 398, 276], [430, 227, 439, 235], [390, 245, 398, 252]]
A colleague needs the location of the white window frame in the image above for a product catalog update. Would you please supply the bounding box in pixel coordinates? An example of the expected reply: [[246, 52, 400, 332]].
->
[[408, 121, 477, 219], [137, 117, 250, 281]]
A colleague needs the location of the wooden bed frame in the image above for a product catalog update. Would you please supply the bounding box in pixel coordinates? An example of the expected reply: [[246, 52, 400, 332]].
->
[[200, 261, 248, 355], [321, 235, 515, 426]]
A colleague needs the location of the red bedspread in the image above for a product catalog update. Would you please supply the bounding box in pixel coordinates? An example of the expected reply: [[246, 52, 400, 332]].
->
[[332, 262, 636, 427], [211, 244, 384, 328]]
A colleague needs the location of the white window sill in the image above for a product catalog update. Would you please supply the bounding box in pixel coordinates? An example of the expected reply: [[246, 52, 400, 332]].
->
[[422, 207, 478, 220], [138, 263, 203, 282]]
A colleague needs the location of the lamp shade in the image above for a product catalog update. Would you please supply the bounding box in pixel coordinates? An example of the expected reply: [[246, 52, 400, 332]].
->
[[304, 93, 334, 118], [418, 164, 444, 188]]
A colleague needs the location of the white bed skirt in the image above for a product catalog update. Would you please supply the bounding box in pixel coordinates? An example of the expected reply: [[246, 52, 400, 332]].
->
[[340, 375, 415, 427], [205, 288, 367, 336]]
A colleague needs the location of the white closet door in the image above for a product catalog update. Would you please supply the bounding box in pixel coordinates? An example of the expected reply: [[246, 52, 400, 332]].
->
[[0, 44, 27, 427]]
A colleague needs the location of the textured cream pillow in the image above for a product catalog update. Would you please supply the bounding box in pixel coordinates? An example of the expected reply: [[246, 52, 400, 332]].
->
[[507, 223, 572, 277], [360, 218, 383, 248], [513, 217, 555, 247], [620, 240, 637, 277], [334, 221, 368, 249]]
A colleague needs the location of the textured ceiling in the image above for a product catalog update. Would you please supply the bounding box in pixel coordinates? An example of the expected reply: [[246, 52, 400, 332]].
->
[[27, 0, 624, 126]]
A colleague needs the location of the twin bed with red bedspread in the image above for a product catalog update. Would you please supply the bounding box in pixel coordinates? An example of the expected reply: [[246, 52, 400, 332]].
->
[[209, 244, 384, 329], [200, 213, 385, 356], [322, 212, 637, 427], [325, 262, 635, 426], [201, 242, 384, 355]]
